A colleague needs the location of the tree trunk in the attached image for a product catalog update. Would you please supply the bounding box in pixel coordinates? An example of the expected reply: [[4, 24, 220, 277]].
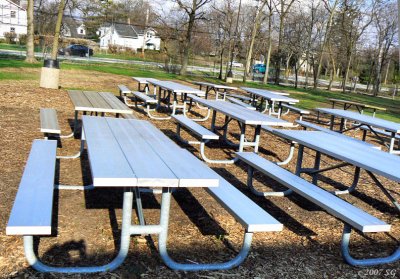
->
[[373, 46, 383, 96], [294, 62, 299, 88], [218, 48, 224, 80], [262, 9, 273, 84], [25, 0, 37, 63], [243, 3, 265, 82], [274, 18, 285, 85], [384, 59, 390, 85], [180, 11, 196, 76], [285, 52, 292, 83], [342, 51, 353, 93], [51, 0, 66, 60], [328, 68, 334, 91]]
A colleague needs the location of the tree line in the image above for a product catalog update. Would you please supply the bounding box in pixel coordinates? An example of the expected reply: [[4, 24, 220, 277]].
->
[[25, 0, 399, 96]]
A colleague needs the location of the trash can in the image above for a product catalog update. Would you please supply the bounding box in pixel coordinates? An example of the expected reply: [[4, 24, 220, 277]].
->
[[40, 59, 60, 89]]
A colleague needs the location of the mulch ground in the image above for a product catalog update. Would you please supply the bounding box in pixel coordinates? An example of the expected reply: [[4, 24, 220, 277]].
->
[[0, 67, 399, 279]]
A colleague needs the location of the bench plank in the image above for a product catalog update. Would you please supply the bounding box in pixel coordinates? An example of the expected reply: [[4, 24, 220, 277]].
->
[[99, 92, 133, 114], [118, 84, 131, 95], [68, 90, 93, 111], [226, 97, 256, 110], [40, 108, 61, 134], [7, 140, 57, 235], [132, 91, 157, 103], [128, 119, 220, 187], [173, 115, 219, 140], [82, 116, 137, 187], [83, 91, 113, 110], [360, 126, 400, 140], [236, 152, 391, 233], [227, 93, 252, 102], [105, 118, 179, 187], [281, 104, 310, 114], [295, 120, 380, 150], [207, 178, 283, 232]]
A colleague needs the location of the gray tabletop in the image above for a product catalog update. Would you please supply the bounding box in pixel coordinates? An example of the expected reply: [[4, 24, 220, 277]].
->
[[241, 87, 291, 97], [82, 116, 220, 188], [317, 108, 400, 133], [68, 90, 132, 114], [132, 77, 160, 84], [272, 130, 400, 183], [192, 98, 293, 126], [149, 80, 205, 95], [194, 81, 237, 91]]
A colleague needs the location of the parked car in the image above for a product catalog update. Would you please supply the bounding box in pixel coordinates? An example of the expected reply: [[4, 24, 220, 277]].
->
[[58, 44, 93, 57], [253, 63, 266, 74], [229, 61, 244, 68]]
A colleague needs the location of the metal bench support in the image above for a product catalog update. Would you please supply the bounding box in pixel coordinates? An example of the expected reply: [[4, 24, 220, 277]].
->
[[341, 224, 400, 266]]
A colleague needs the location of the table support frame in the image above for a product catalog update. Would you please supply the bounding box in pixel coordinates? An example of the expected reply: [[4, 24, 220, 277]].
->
[[23, 188, 255, 273]]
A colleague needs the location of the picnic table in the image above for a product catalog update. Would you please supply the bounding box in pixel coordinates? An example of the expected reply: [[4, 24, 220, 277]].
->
[[317, 108, 400, 154], [271, 129, 400, 212], [148, 80, 205, 116], [240, 87, 298, 116], [186, 96, 292, 162], [68, 90, 132, 134], [7, 115, 285, 273], [328, 98, 386, 117], [193, 81, 237, 100], [132, 77, 160, 93]]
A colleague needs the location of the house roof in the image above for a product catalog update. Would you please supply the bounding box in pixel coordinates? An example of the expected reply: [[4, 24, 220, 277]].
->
[[100, 22, 158, 38], [114, 23, 138, 38], [6, 0, 26, 10], [62, 17, 85, 38]]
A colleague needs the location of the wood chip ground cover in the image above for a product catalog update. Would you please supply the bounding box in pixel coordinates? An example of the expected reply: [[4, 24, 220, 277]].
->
[[0, 68, 399, 278]]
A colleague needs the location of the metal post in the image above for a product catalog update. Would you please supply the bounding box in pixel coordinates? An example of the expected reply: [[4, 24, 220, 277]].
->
[[295, 145, 304, 176]]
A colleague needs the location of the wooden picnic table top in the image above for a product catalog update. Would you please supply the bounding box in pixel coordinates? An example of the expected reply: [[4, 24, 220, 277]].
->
[[193, 81, 237, 91], [272, 130, 400, 183], [328, 98, 386, 111], [317, 108, 400, 134], [149, 80, 205, 95], [132, 77, 160, 84], [82, 116, 220, 188], [241, 87, 291, 97], [68, 90, 132, 114], [190, 96, 293, 126]]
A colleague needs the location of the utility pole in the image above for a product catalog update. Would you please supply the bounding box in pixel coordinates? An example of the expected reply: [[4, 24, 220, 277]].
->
[[226, 0, 242, 83], [142, 8, 150, 58]]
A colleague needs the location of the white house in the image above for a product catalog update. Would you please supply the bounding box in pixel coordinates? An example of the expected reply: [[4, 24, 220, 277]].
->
[[0, 0, 27, 40], [98, 23, 161, 51]]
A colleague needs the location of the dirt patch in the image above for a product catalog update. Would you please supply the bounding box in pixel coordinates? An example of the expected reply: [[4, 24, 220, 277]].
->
[[0, 68, 399, 278]]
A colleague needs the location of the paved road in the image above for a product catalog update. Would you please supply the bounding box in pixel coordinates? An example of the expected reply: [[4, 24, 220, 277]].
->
[[0, 49, 244, 76]]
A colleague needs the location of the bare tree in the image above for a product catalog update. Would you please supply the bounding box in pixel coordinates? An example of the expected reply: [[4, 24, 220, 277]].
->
[[337, 0, 375, 93], [243, 0, 268, 82], [372, 1, 397, 95], [314, 0, 339, 89], [274, 0, 296, 85], [172, 0, 212, 75]]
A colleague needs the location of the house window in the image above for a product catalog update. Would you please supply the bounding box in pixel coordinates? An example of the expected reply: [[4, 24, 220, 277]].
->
[[10, 27, 15, 33], [11, 11, 16, 18], [80, 29, 83, 34], [146, 32, 153, 38]]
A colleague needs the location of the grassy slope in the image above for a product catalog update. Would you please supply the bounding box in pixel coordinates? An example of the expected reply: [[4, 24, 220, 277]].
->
[[1, 57, 399, 122]]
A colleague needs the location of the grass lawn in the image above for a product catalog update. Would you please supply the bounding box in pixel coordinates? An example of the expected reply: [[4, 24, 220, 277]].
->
[[1, 56, 399, 122]]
